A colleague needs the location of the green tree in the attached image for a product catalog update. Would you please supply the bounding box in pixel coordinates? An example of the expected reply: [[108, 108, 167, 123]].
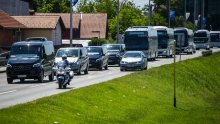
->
[[29, 0, 70, 13]]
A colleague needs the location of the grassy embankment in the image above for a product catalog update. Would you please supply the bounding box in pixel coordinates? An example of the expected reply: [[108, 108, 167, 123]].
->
[[0, 53, 220, 124]]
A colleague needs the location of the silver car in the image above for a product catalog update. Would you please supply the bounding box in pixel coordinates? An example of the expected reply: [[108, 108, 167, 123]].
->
[[120, 51, 148, 71]]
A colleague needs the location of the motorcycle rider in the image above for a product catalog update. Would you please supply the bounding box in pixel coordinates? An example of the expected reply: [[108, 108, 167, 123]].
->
[[58, 55, 71, 84]]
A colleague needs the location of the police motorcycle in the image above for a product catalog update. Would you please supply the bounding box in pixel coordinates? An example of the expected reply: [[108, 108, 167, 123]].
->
[[53, 59, 73, 89]]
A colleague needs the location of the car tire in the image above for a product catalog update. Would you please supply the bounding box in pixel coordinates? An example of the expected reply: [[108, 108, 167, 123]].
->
[[38, 71, 44, 83], [49, 71, 54, 81], [104, 62, 108, 70], [84, 65, 89, 74], [7, 78, 13, 84], [20, 78, 25, 82], [99, 64, 103, 71]]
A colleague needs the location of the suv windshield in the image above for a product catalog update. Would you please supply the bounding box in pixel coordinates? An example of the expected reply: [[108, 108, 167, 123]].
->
[[56, 49, 79, 57], [105, 45, 121, 51], [10, 45, 41, 58], [86, 47, 101, 55]]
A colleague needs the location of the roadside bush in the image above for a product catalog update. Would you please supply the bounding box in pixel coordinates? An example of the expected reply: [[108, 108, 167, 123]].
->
[[88, 38, 116, 46]]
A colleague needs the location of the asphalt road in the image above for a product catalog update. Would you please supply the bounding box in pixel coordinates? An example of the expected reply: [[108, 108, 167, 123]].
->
[[0, 48, 219, 109]]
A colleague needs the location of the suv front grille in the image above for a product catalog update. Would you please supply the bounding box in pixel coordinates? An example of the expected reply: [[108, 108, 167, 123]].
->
[[13, 65, 32, 71]]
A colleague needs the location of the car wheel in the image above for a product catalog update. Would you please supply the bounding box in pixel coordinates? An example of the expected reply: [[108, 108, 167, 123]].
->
[[38, 71, 44, 83], [20, 78, 25, 82], [63, 84, 67, 89], [7, 78, 13, 84], [84, 64, 89, 74], [120, 68, 123, 71], [104, 62, 108, 70], [99, 64, 103, 70], [49, 71, 54, 81]]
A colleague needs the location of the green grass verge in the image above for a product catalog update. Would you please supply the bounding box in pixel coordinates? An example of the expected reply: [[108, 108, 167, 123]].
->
[[1, 53, 220, 124]]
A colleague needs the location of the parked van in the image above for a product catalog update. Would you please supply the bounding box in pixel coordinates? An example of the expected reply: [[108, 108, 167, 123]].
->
[[55, 47, 89, 75], [174, 27, 195, 54], [86, 46, 108, 70], [124, 26, 158, 60], [102, 44, 125, 65], [153, 26, 174, 57], [6, 41, 55, 84], [194, 30, 211, 50], [210, 31, 220, 48]]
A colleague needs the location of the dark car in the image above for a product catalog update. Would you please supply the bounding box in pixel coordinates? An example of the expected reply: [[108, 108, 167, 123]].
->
[[6, 41, 55, 83], [102, 44, 125, 66], [86, 46, 108, 70], [55, 47, 89, 75]]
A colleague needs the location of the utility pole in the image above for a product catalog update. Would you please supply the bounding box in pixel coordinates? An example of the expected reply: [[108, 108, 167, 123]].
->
[[70, 0, 73, 47], [184, 0, 186, 24], [168, 0, 171, 28], [116, 0, 120, 43], [148, 0, 151, 26], [173, 40, 177, 108], [201, 0, 205, 29]]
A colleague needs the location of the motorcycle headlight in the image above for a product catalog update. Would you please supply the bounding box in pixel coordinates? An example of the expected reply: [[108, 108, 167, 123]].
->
[[33, 63, 41, 67], [57, 71, 65, 75], [7, 64, 12, 68]]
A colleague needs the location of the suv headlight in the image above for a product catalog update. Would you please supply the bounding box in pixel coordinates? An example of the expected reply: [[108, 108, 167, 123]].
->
[[7, 64, 12, 68], [33, 63, 41, 67], [120, 61, 126, 64], [96, 58, 102, 62]]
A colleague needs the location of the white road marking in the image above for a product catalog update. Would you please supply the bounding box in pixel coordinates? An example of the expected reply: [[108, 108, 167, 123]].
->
[[0, 90, 17, 95], [30, 84, 47, 88]]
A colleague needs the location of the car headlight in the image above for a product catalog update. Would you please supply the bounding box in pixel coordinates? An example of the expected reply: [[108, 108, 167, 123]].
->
[[137, 60, 144, 64], [7, 64, 12, 68], [120, 61, 126, 64], [33, 63, 41, 67]]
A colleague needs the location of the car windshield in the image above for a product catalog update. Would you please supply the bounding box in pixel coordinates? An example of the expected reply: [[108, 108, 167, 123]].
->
[[86, 47, 101, 55], [10, 45, 41, 58], [56, 49, 78, 57], [105, 45, 121, 51], [124, 53, 141, 58]]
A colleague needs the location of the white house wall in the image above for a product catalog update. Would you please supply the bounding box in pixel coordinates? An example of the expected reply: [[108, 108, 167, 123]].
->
[[52, 22, 62, 46]]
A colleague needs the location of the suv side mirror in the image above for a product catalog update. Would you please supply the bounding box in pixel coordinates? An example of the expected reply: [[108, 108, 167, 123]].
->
[[6, 54, 9, 59]]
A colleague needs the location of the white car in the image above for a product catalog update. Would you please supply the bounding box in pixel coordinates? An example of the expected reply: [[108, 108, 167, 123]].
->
[[120, 51, 148, 71]]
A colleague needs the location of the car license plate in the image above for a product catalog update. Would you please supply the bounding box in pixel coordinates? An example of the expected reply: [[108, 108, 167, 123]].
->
[[17, 75, 26, 78], [128, 64, 134, 67]]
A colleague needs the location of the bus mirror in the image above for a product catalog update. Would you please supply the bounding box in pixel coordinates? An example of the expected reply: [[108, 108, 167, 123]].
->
[[43, 53, 47, 59]]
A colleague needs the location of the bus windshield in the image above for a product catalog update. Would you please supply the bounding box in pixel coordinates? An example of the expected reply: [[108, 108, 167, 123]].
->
[[157, 31, 168, 49], [174, 31, 188, 47], [210, 33, 220, 42], [124, 31, 148, 50], [10, 45, 41, 58], [194, 32, 207, 37]]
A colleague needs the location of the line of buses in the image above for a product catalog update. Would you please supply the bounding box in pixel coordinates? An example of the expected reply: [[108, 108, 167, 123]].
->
[[123, 26, 220, 60]]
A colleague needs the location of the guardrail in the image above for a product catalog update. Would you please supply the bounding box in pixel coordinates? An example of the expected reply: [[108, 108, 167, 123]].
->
[[202, 50, 213, 56]]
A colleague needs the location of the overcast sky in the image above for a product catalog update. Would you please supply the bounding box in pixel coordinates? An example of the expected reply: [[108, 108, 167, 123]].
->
[[130, 0, 149, 8]]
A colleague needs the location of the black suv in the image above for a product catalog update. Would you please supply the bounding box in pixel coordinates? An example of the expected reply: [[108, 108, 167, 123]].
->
[[6, 41, 55, 83], [86, 46, 108, 70], [102, 44, 125, 65], [55, 47, 89, 75]]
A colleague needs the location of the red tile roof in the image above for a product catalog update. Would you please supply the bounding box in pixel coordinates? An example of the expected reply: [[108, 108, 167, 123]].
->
[[12, 16, 63, 29], [0, 10, 25, 29], [35, 13, 107, 38]]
